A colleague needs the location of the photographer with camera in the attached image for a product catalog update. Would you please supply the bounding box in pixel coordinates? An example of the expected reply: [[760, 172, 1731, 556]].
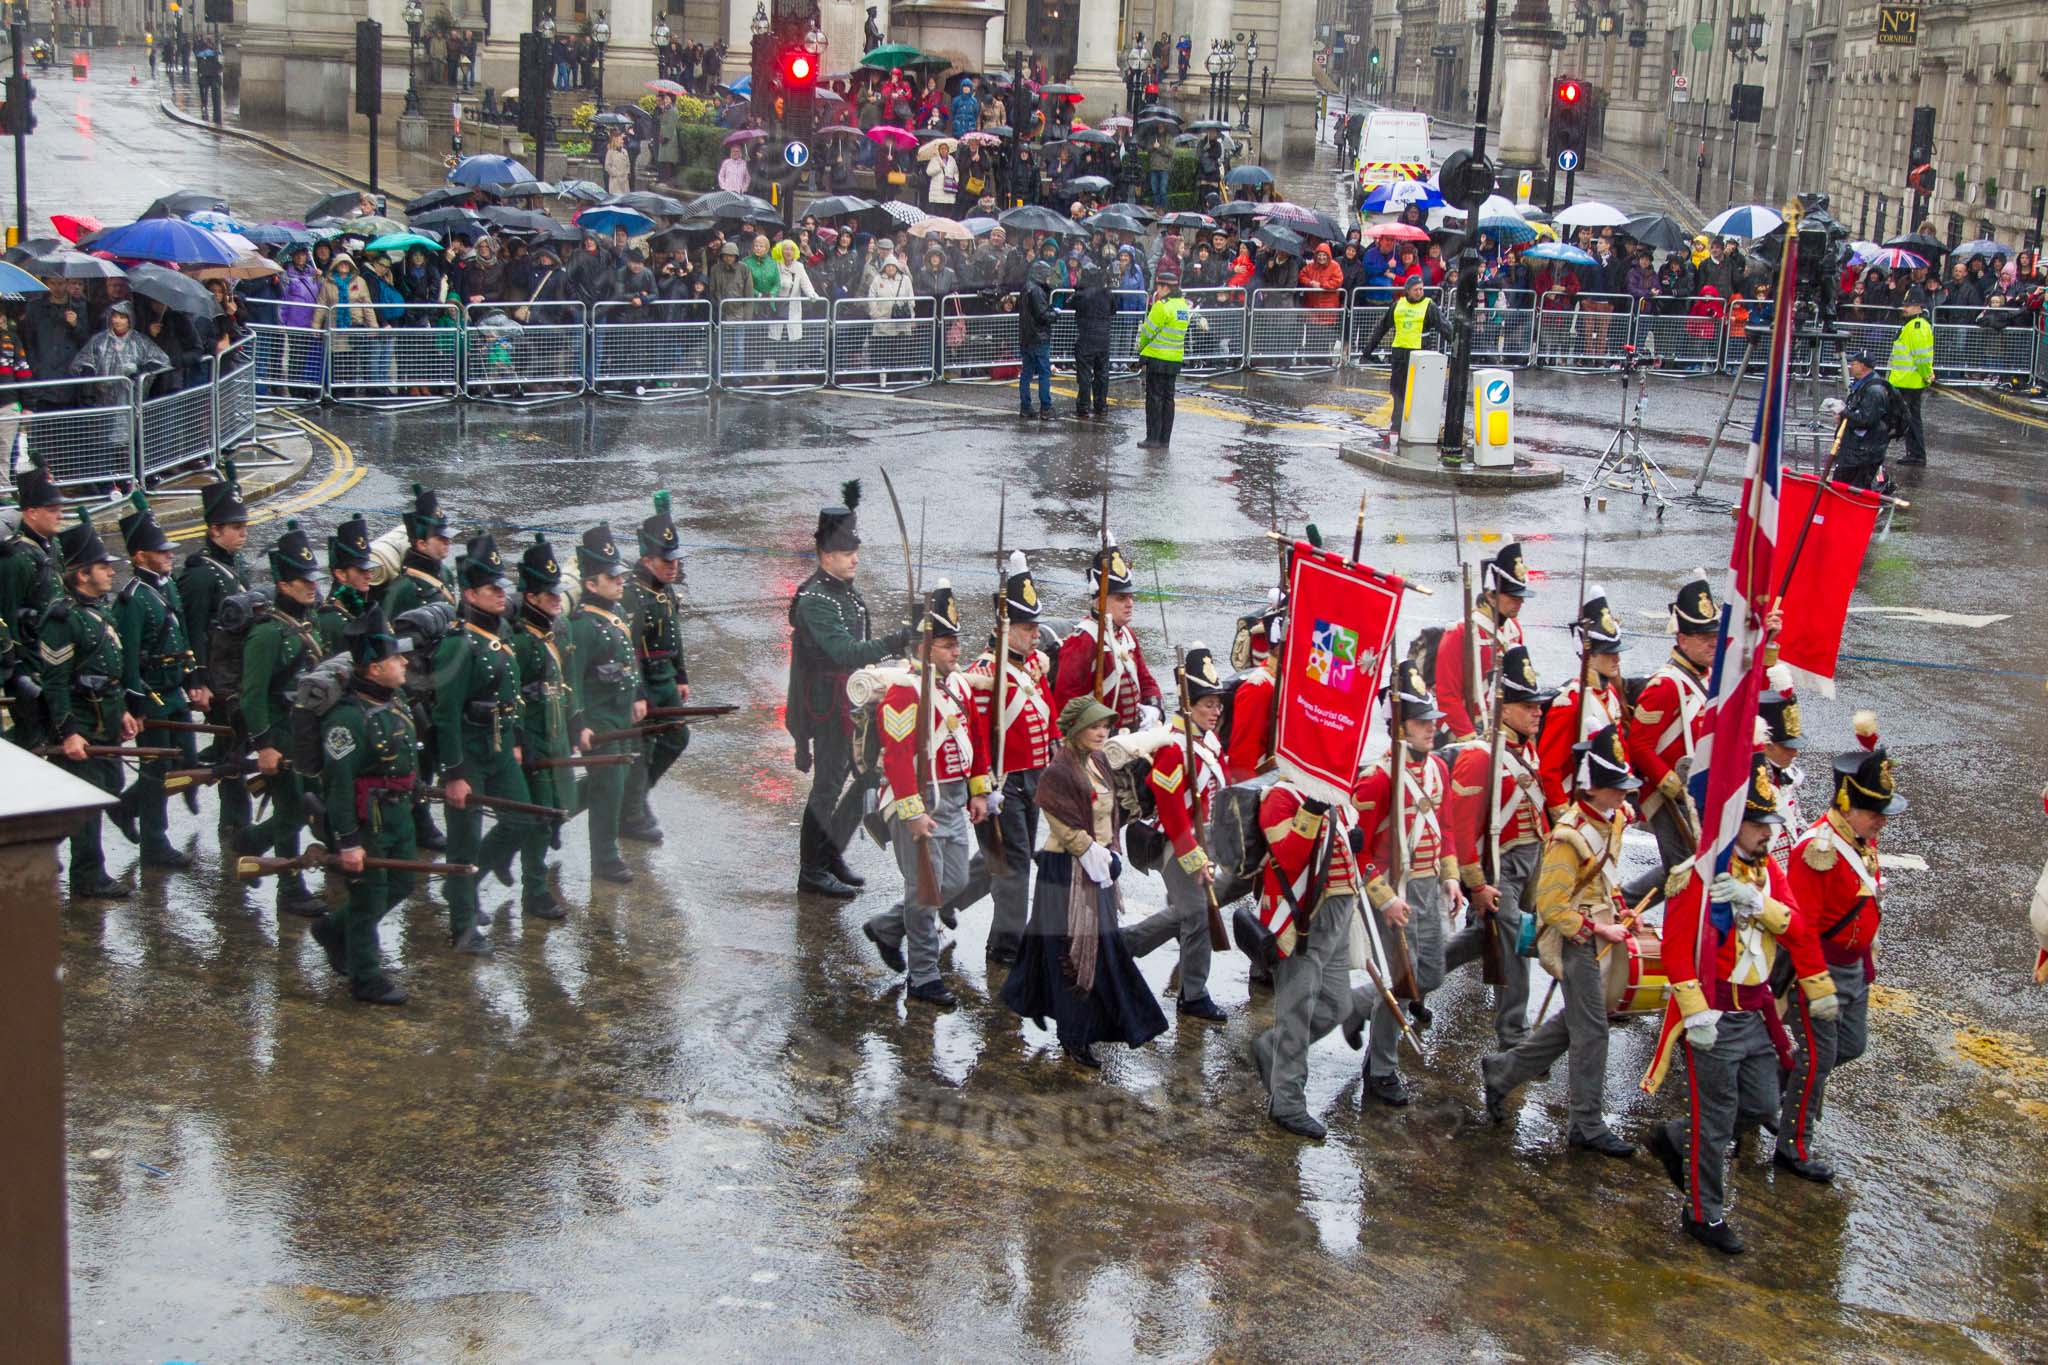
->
[[1828, 351, 1895, 492]]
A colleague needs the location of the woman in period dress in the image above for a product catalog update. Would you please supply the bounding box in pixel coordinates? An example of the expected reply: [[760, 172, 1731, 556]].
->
[[1002, 696, 1168, 1068]]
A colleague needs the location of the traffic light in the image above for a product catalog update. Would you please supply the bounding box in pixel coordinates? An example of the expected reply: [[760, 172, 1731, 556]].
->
[[780, 45, 817, 138], [0, 76, 35, 137], [1369, 46, 1380, 66], [1550, 76, 1585, 155]]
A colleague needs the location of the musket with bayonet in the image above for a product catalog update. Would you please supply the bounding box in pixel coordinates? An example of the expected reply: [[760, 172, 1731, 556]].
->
[[879, 469, 943, 909], [1091, 474, 1113, 703], [421, 786, 570, 822], [986, 484, 1009, 876], [1152, 569, 1228, 952], [235, 843, 475, 881]]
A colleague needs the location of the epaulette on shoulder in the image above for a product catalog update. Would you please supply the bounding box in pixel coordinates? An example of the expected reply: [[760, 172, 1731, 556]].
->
[[1665, 863, 1696, 898], [1802, 838, 1838, 872]]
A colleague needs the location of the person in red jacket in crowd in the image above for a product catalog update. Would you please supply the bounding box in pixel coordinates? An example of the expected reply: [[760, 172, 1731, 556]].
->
[[1621, 575, 1719, 903], [860, 581, 991, 1009], [1434, 540, 1529, 741], [1221, 589, 1283, 784], [1053, 539, 1163, 731], [1339, 659, 1465, 1108], [1125, 643, 1231, 1022], [966, 552, 1057, 966], [1537, 587, 1627, 817], [1643, 752, 1840, 1257], [1442, 645, 1555, 1049], [1775, 739, 1904, 1186]]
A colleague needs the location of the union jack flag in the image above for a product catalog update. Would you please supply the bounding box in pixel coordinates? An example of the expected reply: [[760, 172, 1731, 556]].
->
[[1684, 227, 1796, 964]]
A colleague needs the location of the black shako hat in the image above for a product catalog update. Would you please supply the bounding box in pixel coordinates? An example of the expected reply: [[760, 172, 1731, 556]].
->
[[815, 479, 861, 553]]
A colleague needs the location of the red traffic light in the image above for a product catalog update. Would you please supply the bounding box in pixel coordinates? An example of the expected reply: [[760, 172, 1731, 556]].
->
[[782, 50, 815, 86], [1556, 79, 1582, 104]]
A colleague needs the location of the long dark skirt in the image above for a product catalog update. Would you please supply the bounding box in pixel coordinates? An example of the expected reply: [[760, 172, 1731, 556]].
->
[[1001, 851, 1168, 1055]]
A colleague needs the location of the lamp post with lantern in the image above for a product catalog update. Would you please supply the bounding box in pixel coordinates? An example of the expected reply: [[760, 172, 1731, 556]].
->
[[652, 15, 669, 81], [401, 0, 424, 118], [591, 9, 609, 105]]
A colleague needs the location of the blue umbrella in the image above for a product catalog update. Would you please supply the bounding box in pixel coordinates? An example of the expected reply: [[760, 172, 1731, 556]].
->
[[241, 223, 315, 248], [0, 260, 50, 300], [576, 206, 656, 237], [1225, 164, 1274, 188], [1475, 215, 1537, 246], [82, 217, 240, 266], [1522, 242, 1598, 265], [719, 75, 752, 97], [1360, 180, 1443, 212], [1949, 238, 2007, 262], [447, 154, 539, 188], [1702, 203, 1783, 239]]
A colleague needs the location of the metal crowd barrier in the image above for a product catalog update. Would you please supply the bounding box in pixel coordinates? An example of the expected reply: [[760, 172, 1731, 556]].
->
[[1180, 287, 1247, 375], [590, 299, 714, 399], [1536, 291, 1636, 369], [718, 296, 829, 395], [1, 375, 140, 490], [1248, 287, 1347, 375], [937, 293, 1020, 383], [1049, 289, 1147, 379], [1629, 296, 1725, 373], [464, 300, 588, 406], [138, 370, 216, 482], [829, 294, 938, 391], [328, 301, 463, 408], [1931, 304, 2036, 384], [243, 298, 328, 407], [1470, 288, 1537, 366], [1348, 288, 1392, 366], [213, 342, 259, 451]]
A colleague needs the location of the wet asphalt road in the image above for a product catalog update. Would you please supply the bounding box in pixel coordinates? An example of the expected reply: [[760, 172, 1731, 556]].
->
[[40, 61, 2048, 1365]]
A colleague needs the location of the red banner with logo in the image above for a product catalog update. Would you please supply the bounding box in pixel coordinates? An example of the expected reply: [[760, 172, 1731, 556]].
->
[[1275, 543, 1405, 804], [1776, 472, 1882, 684]]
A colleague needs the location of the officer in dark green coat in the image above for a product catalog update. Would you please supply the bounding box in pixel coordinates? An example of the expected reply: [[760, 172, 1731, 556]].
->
[[315, 515, 377, 656], [620, 490, 691, 844], [511, 536, 572, 920], [787, 481, 911, 898], [308, 606, 418, 1006], [111, 491, 205, 869], [176, 462, 251, 840], [381, 482, 456, 852], [232, 521, 327, 918], [566, 523, 644, 885], [41, 510, 138, 898], [432, 533, 536, 953], [0, 464, 71, 746]]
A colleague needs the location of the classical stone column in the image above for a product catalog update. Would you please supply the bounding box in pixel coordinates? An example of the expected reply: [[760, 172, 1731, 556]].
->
[[1495, 0, 1552, 168], [1065, 0, 1123, 120]]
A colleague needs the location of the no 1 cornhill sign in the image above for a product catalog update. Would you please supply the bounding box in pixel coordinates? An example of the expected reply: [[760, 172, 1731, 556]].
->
[[1877, 5, 1919, 45]]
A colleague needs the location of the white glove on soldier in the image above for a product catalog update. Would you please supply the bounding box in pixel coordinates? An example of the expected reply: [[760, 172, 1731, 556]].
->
[[985, 788, 1005, 816], [1136, 703, 1163, 730], [1710, 872, 1765, 924], [1078, 842, 1114, 886], [1808, 991, 1841, 1023], [1683, 1009, 1723, 1050]]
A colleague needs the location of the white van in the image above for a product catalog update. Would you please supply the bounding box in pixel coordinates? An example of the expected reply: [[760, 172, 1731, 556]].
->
[[1355, 109, 1435, 194]]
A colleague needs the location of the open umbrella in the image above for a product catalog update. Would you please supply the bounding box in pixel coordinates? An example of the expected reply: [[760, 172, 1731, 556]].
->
[[1950, 238, 2008, 262], [717, 76, 753, 97], [878, 201, 929, 226], [552, 179, 610, 204], [916, 136, 959, 161], [1187, 119, 1230, 132], [0, 260, 50, 301], [448, 154, 538, 188], [868, 124, 918, 149], [577, 206, 657, 237], [961, 216, 1000, 238], [138, 189, 230, 221], [807, 195, 880, 220], [608, 190, 688, 217], [1883, 231, 1947, 261], [1085, 211, 1149, 235], [192, 253, 284, 282], [406, 186, 473, 214], [1037, 83, 1080, 98], [1250, 225, 1306, 255], [589, 111, 635, 132], [234, 224, 314, 251], [83, 218, 239, 266], [364, 232, 444, 253], [306, 188, 379, 222], [184, 209, 249, 235], [816, 124, 867, 141], [1101, 201, 1159, 222], [1212, 201, 1264, 222], [341, 215, 408, 239], [1703, 204, 1783, 239], [1156, 211, 1218, 231], [1136, 103, 1182, 122], [902, 52, 950, 70], [1367, 222, 1430, 242], [722, 127, 767, 147], [481, 206, 557, 233], [410, 208, 489, 238], [49, 212, 102, 242], [1867, 246, 1929, 272], [124, 262, 222, 315], [1071, 128, 1116, 146], [1225, 165, 1274, 188], [5, 241, 126, 278], [678, 190, 777, 221], [1100, 116, 1133, 132], [907, 216, 972, 242], [1619, 212, 1690, 253], [1552, 200, 1630, 229], [1264, 203, 1343, 240], [981, 124, 1014, 139], [1522, 241, 1598, 265], [1001, 205, 1085, 239], [1360, 180, 1442, 213], [959, 130, 1003, 147], [644, 78, 687, 95], [860, 44, 926, 71], [1061, 175, 1113, 195]]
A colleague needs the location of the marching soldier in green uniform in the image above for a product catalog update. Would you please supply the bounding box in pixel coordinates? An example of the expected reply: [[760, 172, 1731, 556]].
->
[[381, 483, 457, 852], [42, 510, 140, 899], [566, 523, 645, 886], [0, 464, 72, 746], [308, 606, 419, 1006], [511, 536, 573, 920], [315, 515, 377, 656], [232, 521, 327, 918], [620, 490, 691, 844], [176, 462, 252, 841], [111, 491, 206, 869], [431, 533, 537, 953]]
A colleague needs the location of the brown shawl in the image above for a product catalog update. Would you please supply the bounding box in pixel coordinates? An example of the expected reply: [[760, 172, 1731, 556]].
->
[[1035, 744, 1118, 992]]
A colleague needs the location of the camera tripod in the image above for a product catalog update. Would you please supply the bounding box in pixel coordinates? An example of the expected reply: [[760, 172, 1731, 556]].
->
[[1582, 351, 1673, 518], [1691, 326, 1845, 494]]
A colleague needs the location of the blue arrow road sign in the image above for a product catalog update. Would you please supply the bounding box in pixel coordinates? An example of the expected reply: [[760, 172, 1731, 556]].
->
[[1557, 148, 1580, 172], [784, 140, 810, 169]]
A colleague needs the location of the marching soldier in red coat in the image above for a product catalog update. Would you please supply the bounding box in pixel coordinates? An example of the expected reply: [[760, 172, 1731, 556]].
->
[[1643, 752, 1840, 1255], [1250, 760, 1363, 1141], [1434, 541, 1529, 742], [1757, 672, 1807, 870], [1621, 576, 1719, 902], [1341, 659, 1465, 1106], [1053, 539, 1163, 731], [1775, 740, 1905, 1183], [966, 552, 1056, 966], [861, 581, 991, 1007], [1537, 587, 1626, 818], [1125, 643, 1231, 1022], [1222, 591, 1283, 784], [1442, 645, 1555, 1049]]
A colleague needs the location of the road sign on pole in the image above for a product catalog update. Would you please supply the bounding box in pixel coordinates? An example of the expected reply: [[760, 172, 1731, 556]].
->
[[1557, 148, 1580, 172], [783, 140, 810, 168]]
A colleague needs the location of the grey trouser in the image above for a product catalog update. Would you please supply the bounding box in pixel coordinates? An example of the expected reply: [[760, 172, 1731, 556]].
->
[[865, 779, 972, 987], [1345, 876, 1448, 1079], [986, 767, 1040, 956], [1775, 959, 1869, 1163], [1125, 853, 1214, 1002], [1443, 840, 1540, 1048], [1254, 894, 1355, 1122], [1661, 1009, 1778, 1225], [1483, 933, 1615, 1141], [1622, 797, 1695, 904]]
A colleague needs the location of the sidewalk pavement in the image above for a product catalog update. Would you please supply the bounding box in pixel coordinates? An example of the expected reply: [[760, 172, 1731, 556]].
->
[[158, 78, 433, 204]]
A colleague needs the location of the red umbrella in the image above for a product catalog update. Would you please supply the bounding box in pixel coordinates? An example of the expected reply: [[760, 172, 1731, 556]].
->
[[1367, 222, 1430, 242], [51, 212, 102, 243], [868, 124, 917, 149], [644, 79, 687, 95]]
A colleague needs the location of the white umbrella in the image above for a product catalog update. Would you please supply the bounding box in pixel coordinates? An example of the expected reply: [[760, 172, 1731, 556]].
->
[[1553, 200, 1630, 229], [1703, 204, 1784, 239]]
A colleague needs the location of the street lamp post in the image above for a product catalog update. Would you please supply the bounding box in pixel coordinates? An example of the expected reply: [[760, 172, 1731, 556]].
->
[[652, 15, 669, 80], [534, 5, 556, 179], [592, 10, 609, 105], [1238, 33, 1257, 131], [1124, 37, 1146, 115], [402, 0, 423, 118], [1204, 41, 1222, 122]]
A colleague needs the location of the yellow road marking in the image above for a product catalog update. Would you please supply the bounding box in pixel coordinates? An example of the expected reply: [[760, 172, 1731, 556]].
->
[[1939, 386, 2048, 432], [168, 411, 362, 542]]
